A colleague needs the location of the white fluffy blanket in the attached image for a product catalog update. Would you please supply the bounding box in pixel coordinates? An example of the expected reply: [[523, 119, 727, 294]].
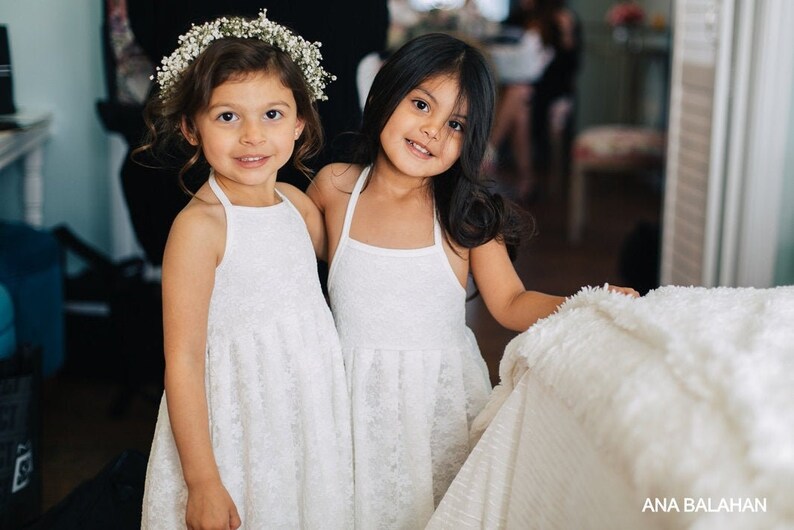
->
[[428, 286, 794, 529]]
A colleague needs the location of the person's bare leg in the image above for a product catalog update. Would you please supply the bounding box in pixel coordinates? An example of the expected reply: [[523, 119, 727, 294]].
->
[[511, 90, 535, 199], [496, 84, 536, 199], [488, 84, 533, 188], [490, 84, 529, 148]]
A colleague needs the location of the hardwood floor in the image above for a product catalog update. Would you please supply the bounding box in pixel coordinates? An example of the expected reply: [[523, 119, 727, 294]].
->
[[37, 164, 662, 515], [39, 376, 159, 511]]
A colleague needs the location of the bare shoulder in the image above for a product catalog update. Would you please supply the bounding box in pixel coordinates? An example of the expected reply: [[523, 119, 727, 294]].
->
[[275, 182, 322, 217], [315, 162, 363, 190], [179, 182, 223, 225], [307, 163, 363, 207], [167, 194, 225, 260], [275, 181, 310, 207]]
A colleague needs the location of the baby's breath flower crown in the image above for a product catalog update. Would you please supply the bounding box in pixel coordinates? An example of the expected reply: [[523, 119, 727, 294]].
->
[[153, 9, 335, 102]]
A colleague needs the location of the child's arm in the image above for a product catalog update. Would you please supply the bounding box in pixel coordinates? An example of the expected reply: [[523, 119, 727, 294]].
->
[[306, 163, 361, 264], [471, 238, 638, 332], [161, 206, 242, 530], [276, 182, 328, 261], [471, 238, 566, 331]]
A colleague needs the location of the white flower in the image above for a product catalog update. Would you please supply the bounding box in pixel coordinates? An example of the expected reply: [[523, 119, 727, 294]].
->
[[151, 9, 334, 102]]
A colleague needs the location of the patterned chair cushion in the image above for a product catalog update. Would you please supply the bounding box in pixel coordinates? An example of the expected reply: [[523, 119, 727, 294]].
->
[[573, 125, 666, 166]]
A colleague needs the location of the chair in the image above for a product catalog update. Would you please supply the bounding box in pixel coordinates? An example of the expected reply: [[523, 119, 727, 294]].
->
[[567, 125, 665, 243], [0, 221, 64, 376], [0, 283, 15, 359], [54, 224, 163, 416]]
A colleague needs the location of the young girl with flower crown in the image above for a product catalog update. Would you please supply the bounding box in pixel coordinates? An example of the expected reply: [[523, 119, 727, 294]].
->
[[308, 32, 638, 529], [139, 11, 352, 530]]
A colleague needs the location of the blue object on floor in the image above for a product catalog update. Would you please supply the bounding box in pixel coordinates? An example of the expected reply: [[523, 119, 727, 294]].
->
[[0, 221, 64, 376], [0, 282, 14, 359]]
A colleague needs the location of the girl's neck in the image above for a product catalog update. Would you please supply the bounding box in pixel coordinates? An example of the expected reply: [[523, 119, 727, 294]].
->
[[369, 159, 433, 201], [211, 170, 280, 207]]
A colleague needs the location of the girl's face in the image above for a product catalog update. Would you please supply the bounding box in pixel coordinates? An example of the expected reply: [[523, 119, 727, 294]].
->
[[185, 71, 304, 196], [377, 74, 467, 181]]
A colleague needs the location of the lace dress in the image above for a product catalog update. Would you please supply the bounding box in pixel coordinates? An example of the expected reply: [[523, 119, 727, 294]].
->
[[328, 166, 492, 529], [142, 174, 353, 529]]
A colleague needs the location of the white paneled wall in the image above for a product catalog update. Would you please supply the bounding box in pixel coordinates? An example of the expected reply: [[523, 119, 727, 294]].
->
[[661, 0, 721, 286]]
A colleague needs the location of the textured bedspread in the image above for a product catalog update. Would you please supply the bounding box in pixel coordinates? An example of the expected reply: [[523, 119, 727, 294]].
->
[[427, 286, 794, 530]]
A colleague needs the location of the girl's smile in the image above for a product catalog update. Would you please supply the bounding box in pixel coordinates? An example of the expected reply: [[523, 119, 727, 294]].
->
[[234, 154, 271, 169], [405, 138, 433, 158]]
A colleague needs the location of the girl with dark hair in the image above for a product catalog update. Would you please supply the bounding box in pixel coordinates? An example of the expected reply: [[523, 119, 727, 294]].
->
[[139, 12, 352, 529], [309, 32, 636, 528]]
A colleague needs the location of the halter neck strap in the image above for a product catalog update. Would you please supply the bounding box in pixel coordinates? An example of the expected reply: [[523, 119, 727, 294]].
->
[[339, 165, 371, 240], [208, 171, 233, 209]]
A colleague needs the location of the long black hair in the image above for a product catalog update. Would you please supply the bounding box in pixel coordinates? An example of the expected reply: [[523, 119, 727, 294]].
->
[[351, 32, 528, 257]]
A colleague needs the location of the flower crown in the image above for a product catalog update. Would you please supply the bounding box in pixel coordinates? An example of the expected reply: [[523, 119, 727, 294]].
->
[[152, 10, 335, 102]]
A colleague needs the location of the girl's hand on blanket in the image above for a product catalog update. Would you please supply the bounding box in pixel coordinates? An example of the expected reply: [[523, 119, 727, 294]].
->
[[604, 283, 640, 298], [185, 479, 242, 530]]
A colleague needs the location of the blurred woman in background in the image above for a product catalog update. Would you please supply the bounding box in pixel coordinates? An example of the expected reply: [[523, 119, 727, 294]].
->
[[487, 0, 581, 202]]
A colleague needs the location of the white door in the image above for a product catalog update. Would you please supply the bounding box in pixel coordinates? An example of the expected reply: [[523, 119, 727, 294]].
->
[[662, 0, 794, 287]]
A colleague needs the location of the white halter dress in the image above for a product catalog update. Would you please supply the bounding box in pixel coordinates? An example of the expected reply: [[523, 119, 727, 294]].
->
[[142, 174, 353, 529], [328, 166, 491, 529]]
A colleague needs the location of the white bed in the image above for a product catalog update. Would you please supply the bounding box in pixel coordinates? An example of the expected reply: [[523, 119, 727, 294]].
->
[[427, 286, 794, 530]]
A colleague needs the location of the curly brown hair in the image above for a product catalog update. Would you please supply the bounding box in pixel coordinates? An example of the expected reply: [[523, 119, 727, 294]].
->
[[136, 38, 323, 194]]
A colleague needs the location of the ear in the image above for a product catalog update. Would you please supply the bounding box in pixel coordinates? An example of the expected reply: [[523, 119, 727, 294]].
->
[[180, 116, 199, 146], [294, 118, 305, 141]]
